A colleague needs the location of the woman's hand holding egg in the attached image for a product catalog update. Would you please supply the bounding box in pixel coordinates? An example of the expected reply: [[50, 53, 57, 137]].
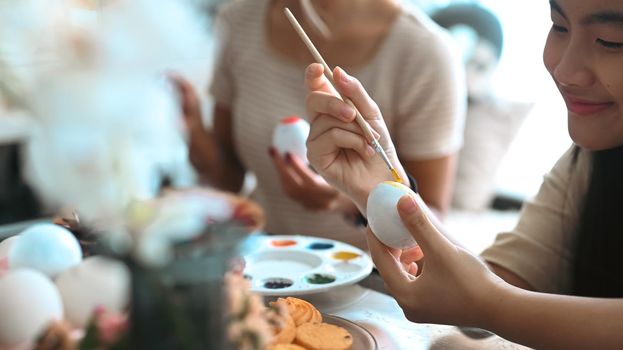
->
[[367, 194, 506, 328], [270, 116, 359, 215], [302, 62, 503, 329], [304, 64, 408, 212], [269, 149, 341, 211]]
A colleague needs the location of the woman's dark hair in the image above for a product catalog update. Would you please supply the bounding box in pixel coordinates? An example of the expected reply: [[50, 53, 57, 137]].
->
[[572, 145, 623, 297], [432, 3, 504, 60]]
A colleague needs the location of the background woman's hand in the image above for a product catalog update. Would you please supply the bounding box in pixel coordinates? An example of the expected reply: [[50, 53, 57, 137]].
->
[[269, 149, 336, 209], [367, 194, 507, 327], [169, 74, 216, 178], [169, 74, 203, 134], [268, 149, 361, 218], [305, 64, 408, 211]]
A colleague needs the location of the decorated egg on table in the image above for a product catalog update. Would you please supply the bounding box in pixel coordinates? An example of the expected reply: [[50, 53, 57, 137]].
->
[[55, 256, 130, 327], [272, 116, 310, 163], [366, 181, 417, 249], [0, 269, 64, 347], [9, 224, 82, 278]]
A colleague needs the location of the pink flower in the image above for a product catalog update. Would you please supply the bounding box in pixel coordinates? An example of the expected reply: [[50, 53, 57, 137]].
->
[[93, 306, 129, 345]]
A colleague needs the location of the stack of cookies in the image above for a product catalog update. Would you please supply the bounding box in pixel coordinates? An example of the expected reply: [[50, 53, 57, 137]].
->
[[266, 297, 353, 350]]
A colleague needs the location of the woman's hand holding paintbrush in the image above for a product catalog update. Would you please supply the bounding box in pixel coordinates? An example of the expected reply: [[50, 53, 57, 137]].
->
[[284, 8, 402, 181], [285, 8, 409, 212], [303, 62, 410, 214]]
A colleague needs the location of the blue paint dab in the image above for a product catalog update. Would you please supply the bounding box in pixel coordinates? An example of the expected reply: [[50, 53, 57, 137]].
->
[[308, 242, 334, 250]]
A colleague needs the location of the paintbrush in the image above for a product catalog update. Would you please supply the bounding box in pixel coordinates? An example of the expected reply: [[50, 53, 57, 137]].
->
[[283, 7, 402, 183]]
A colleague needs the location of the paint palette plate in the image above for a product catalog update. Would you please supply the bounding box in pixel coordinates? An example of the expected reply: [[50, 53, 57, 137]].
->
[[243, 235, 373, 296]]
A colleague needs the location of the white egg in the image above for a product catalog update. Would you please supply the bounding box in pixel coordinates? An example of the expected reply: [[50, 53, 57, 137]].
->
[[272, 116, 310, 163], [366, 181, 417, 249], [0, 269, 63, 346], [9, 224, 82, 278], [55, 256, 130, 328]]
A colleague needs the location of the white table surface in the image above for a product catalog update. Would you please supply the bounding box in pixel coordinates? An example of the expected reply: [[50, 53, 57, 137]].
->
[[301, 284, 531, 350]]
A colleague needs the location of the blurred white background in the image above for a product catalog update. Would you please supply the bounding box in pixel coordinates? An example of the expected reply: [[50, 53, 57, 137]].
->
[[483, 0, 571, 199], [414, 0, 572, 199]]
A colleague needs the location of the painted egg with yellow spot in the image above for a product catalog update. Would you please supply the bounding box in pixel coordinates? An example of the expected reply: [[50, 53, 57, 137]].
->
[[366, 181, 417, 249]]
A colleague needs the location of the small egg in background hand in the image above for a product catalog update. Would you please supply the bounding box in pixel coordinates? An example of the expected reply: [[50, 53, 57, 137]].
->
[[55, 256, 130, 328], [272, 116, 310, 163], [366, 181, 417, 249], [0, 269, 64, 347], [9, 223, 82, 278]]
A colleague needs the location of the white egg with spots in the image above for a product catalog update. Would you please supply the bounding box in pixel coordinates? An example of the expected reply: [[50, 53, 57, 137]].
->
[[272, 116, 310, 163], [9, 224, 82, 278], [0, 269, 63, 347], [367, 181, 417, 249], [55, 256, 130, 328]]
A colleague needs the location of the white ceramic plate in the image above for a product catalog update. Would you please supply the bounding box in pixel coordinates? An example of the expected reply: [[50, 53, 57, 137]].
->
[[242, 235, 373, 296]]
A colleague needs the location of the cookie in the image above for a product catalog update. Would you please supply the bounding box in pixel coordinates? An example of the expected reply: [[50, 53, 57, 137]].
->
[[266, 344, 308, 350], [281, 297, 322, 326], [294, 322, 353, 350], [271, 312, 296, 345]]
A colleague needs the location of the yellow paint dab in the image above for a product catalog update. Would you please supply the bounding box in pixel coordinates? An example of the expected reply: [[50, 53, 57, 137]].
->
[[383, 181, 404, 189], [333, 251, 360, 261], [390, 168, 402, 182]]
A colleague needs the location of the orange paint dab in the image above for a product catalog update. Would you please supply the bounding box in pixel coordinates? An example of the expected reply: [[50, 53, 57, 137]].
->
[[333, 251, 360, 261], [271, 239, 297, 247]]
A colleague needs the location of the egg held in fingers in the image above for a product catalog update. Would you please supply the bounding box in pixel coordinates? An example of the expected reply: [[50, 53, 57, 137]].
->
[[366, 181, 417, 249]]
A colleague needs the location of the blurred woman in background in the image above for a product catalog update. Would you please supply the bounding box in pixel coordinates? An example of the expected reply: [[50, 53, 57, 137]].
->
[[184, 0, 465, 248]]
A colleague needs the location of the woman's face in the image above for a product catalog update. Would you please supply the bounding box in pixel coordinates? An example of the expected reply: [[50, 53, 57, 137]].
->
[[544, 0, 623, 150]]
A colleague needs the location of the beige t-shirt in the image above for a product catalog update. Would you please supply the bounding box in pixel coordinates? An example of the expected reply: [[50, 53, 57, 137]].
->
[[210, 0, 465, 248], [481, 146, 591, 294]]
